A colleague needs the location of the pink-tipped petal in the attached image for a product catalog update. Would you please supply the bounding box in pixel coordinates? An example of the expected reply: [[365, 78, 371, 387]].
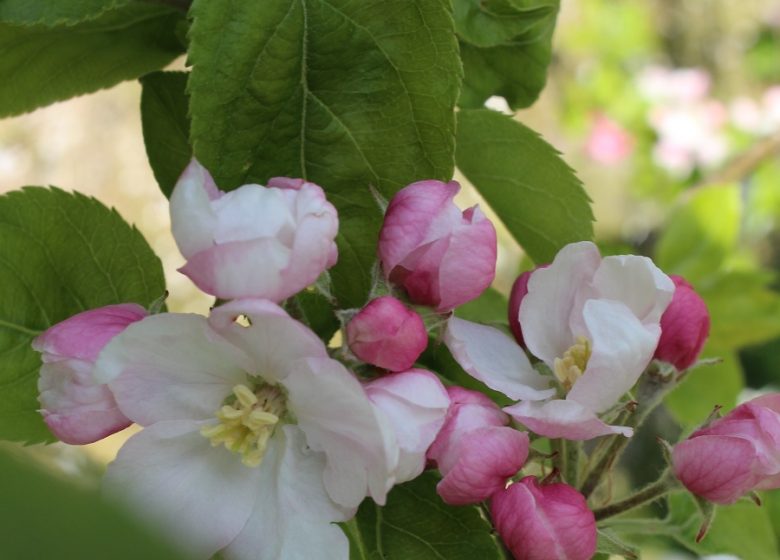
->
[[170, 159, 221, 259], [505, 399, 633, 440]]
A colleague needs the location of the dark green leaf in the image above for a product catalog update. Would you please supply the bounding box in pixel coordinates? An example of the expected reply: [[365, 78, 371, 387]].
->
[[453, 0, 557, 48], [0, 0, 131, 26], [0, 3, 185, 117], [0, 449, 188, 559], [140, 71, 192, 198], [188, 0, 462, 308], [0, 188, 166, 444], [669, 493, 779, 560], [344, 471, 505, 559], [290, 289, 339, 343], [456, 109, 593, 264], [456, 287, 508, 325]]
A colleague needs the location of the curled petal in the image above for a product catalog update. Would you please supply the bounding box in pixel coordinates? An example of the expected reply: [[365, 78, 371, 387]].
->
[[505, 399, 632, 440], [170, 159, 220, 259]]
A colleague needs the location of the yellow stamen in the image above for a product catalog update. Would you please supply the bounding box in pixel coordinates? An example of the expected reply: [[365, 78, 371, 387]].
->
[[200, 384, 286, 468], [553, 336, 592, 391]]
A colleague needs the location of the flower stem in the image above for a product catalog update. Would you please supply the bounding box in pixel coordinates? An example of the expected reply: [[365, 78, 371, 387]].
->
[[592, 470, 679, 521]]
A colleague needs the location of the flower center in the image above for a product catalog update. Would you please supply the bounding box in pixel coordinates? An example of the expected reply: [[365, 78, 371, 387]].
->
[[553, 336, 592, 391], [200, 383, 287, 468]]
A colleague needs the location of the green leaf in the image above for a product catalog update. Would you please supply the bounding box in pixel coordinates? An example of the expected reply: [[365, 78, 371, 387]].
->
[[456, 0, 559, 109], [0, 449, 188, 559], [345, 471, 505, 559], [456, 287, 508, 325], [0, 3, 185, 118], [665, 347, 742, 427], [290, 289, 339, 343], [140, 71, 192, 198], [188, 0, 462, 308], [655, 185, 741, 285], [596, 529, 639, 559], [455, 109, 593, 264], [0, 0, 130, 26], [669, 493, 779, 560], [453, 0, 557, 48], [0, 188, 166, 444]]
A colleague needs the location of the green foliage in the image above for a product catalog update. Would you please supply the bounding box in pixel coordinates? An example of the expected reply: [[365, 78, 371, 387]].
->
[[456, 287, 508, 325], [596, 529, 639, 559], [456, 109, 594, 264], [456, 0, 559, 109], [0, 0, 130, 26], [0, 450, 187, 559], [0, 188, 166, 444], [343, 471, 505, 559], [665, 348, 742, 427], [140, 71, 192, 198], [669, 493, 779, 560], [0, 3, 185, 118], [289, 289, 339, 343], [187, 0, 462, 308]]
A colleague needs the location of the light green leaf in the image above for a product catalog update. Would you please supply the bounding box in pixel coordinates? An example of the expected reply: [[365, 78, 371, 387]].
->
[[0, 450, 187, 559], [456, 109, 593, 264], [188, 0, 462, 307], [665, 347, 742, 427], [0, 0, 130, 26], [0, 188, 166, 444], [140, 71, 192, 198], [0, 3, 184, 118], [453, 0, 557, 48], [669, 493, 779, 560], [596, 529, 639, 559], [655, 185, 741, 285], [456, 287, 509, 325], [344, 471, 505, 559]]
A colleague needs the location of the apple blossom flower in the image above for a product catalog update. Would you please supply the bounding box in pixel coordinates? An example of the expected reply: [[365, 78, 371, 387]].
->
[[378, 179, 497, 312], [637, 66, 711, 104], [169, 159, 338, 301], [673, 394, 780, 505], [447, 241, 675, 440], [654, 275, 710, 370], [426, 386, 530, 505], [32, 303, 146, 444], [364, 369, 450, 483], [585, 114, 634, 165], [346, 296, 428, 372], [94, 300, 397, 560], [491, 476, 597, 560]]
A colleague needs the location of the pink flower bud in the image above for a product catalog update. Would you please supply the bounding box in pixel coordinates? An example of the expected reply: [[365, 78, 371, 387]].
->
[[654, 275, 710, 370], [673, 394, 780, 504], [378, 180, 497, 312], [427, 387, 529, 505], [170, 159, 339, 301], [32, 304, 147, 444], [507, 265, 548, 346], [491, 476, 596, 560], [346, 296, 428, 372]]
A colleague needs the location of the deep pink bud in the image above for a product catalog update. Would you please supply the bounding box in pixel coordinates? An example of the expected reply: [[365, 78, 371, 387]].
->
[[672, 394, 780, 504], [507, 266, 548, 346], [491, 476, 597, 560], [346, 296, 428, 372], [378, 180, 497, 312], [427, 387, 529, 505], [32, 304, 147, 444], [654, 275, 710, 370]]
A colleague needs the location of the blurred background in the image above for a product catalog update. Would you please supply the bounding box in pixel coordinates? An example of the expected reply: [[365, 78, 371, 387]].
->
[[2, 0, 780, 558]]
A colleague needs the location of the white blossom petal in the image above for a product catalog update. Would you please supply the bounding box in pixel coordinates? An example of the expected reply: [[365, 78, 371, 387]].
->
[[170, 160, 219, 259], [445, 317, 554, 401], [505, 399, 633, 440], [103, 420, 257, 559]]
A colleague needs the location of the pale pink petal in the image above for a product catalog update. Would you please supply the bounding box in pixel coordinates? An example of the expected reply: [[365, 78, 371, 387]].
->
[[32, 304, 147, 363], [103, 420, 257, 559], [491, 476, 596, 560], [96, 313, 251, 426], [365, 369, 450, 483], [393, 236, 450, 308], [208, 299, 328, 383], [436, 206, 497, 311], [378, 180, 461, 274], [438, 426, 529, 505], [283, 357, 398, 507], [673, 435, 760, 504], [444, 318, 554, 401], [223, 426, 352, 560], [209, 185, 295, 244], [505, 399, 632, 440], [520, 241, 601, 364], [170, 159, 220, 259], [568, 299, 659, 413], [38, 359, 130, 444], [592, 255, 675, 325]]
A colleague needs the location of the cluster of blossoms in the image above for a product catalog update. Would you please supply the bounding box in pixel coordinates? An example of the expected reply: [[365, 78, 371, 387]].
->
[[31, 159, 777, 559]]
